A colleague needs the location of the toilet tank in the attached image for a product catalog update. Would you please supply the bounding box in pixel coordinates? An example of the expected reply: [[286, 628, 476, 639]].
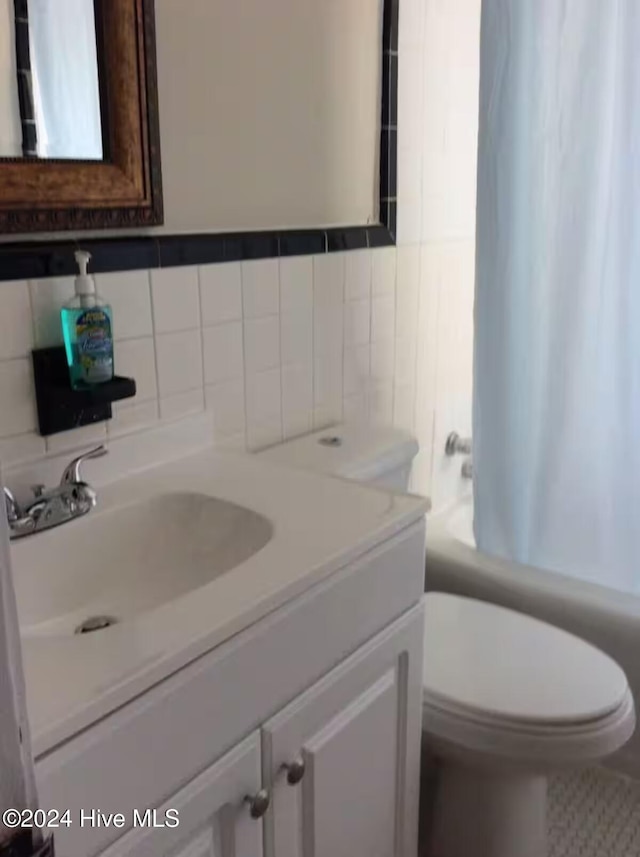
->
[[257, 424, 419, 492]]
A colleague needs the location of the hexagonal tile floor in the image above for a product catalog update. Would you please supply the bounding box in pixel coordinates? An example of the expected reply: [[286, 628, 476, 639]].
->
[[549, 768, 640, 856]]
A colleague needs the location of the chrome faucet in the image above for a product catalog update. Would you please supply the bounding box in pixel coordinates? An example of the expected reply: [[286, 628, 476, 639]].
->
[[445, 432, 472, 457], [4, 486, 20, 523], [4, 445, 107, 540], [445, 432, 473, 481]]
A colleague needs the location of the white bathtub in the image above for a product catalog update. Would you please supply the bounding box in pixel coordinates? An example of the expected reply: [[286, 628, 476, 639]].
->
[[425, 496, 640, 778]]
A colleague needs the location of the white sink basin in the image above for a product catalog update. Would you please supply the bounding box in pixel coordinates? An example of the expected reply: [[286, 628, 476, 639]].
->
[[11, 492, 273, 637], [13, 444, 428, 756]]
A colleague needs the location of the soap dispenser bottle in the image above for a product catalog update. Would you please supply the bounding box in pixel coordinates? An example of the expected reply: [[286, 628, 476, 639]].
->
[[61, 250, 114, 388]]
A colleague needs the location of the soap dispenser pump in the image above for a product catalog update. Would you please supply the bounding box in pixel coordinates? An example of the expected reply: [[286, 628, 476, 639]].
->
[[61, 250, 114, 388]]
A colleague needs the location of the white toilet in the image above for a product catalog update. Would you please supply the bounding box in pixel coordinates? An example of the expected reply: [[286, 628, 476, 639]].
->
[[259, 424, 636, 857]]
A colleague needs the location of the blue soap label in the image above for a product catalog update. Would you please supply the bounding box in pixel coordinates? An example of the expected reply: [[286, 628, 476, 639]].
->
[[76, 309, 113, 383]]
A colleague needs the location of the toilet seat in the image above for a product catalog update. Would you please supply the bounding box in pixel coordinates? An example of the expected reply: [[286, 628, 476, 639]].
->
[[423, 684, 635, 767], [421, 594, 635, 764]]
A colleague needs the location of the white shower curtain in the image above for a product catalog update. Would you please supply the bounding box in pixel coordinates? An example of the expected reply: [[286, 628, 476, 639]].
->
[[0, 486, 38, 848], [474, 0, 640, 591]]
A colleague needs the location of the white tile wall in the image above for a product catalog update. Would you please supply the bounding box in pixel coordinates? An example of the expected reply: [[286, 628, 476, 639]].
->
[[205, 378, 246, 440], [396, 246, 421, 342], [203, 322, 244, 385], [372, 248, 396, 297], [344, 250, 372, 301], [313, 351, 343, 428], [343, 392, 368, 423], [344, 299, 370, 348], [370, 339, 395, 384], [155, 330, 203, 397], [281, 309, 312, 367], [343, 344, 370, 399], [151, 267, 201, 333], [400, 0, 480, 506], [241, 259, 279, 319], [399, 0, 426, 50], [46, 421, 107, 456], [0, 432, 46, 467], [0, 281, 33, 359], [371, 294, 395, 344], [0, 360, 36, 436], [313, 254, 344, 358], [280, 257, 315, 437], [246, 368, 282, 449], [97, 271, 153, 340], [109, 400, 158, 438], [0, 249, 399, 474], [280, 257, 313, 315], [369, 381, 394, 425], [282, 362, 313, 439], [115, 337, 157, 402], [244, 316, 280, 375], [0, 0, 480, 509], [160, 388, 205, 423], [199, 263, 242, 326]]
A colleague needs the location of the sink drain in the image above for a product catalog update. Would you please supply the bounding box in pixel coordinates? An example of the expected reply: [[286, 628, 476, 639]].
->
[[75, 615, 118, 634]]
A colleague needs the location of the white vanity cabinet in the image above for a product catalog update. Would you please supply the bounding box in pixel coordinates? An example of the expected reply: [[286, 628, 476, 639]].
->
[[34, 521, 426, 857], [100, 734, 265, 857], [97, 607, 423, 857], [261, 608, 423, 857]]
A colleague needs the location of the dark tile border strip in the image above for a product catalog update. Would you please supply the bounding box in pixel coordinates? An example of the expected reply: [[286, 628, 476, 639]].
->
[[0, 0, 399, 281], [326, 227, 369, 252], [279, 230, 326, 257], [379, 0, 399, 240], [0, 225, 396, 282], [383, 0, 399, 52]]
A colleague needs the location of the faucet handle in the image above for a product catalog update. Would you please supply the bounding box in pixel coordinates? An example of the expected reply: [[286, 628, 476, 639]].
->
[[4, 486, 20, 523], [60, 444, 108, 486], [445, 432, 472, 457]]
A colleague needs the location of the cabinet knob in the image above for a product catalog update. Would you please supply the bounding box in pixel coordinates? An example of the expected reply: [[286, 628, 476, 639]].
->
[[245, 788, 270, 819], [282, 757, 305, 786]]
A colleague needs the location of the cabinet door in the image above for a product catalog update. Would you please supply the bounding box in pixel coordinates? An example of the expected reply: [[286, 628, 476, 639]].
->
[[98, 732, 264, 857], [262, 604, 424, 857]]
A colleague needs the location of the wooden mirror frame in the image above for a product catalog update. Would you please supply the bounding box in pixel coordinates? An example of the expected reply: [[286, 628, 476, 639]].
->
[[0, 0, 163, 234]]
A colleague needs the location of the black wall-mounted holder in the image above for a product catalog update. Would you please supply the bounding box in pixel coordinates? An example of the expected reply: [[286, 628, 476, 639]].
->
[[32, 347, 136, 437]]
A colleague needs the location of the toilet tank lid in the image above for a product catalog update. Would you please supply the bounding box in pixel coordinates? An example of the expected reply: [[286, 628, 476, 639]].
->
[[257, 424, 419, 482]]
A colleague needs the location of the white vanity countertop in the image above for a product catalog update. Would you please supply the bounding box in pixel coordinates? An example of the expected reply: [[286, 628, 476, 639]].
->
[[14, 446, 427, 757]]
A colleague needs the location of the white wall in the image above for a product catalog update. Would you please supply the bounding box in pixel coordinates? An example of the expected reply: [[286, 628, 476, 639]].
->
[[154, 0, 382, 232], [0, 0, 21, 158]]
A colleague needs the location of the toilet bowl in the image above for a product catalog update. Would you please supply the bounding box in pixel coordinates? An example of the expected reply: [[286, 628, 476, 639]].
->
[[258, 425, 636, 857], [422, 593, 635, 857]]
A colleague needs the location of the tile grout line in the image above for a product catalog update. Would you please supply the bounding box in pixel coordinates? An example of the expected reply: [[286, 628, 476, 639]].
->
[[239, 262, 249, 451], [147, 269, 164, 425], [276, 258, 284, 443], [196, 265, 207, 427], [311, 257, 317, 429]]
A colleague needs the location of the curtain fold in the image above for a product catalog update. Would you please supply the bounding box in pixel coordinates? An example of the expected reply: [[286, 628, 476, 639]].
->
[[474, 0, 640, 590]]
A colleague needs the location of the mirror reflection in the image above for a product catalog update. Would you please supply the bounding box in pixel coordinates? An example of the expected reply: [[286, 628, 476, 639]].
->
[[0, 0, 103, 160]]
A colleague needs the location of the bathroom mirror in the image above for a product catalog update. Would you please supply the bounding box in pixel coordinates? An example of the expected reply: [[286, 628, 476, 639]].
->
[[0, 0, 162, 232]]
